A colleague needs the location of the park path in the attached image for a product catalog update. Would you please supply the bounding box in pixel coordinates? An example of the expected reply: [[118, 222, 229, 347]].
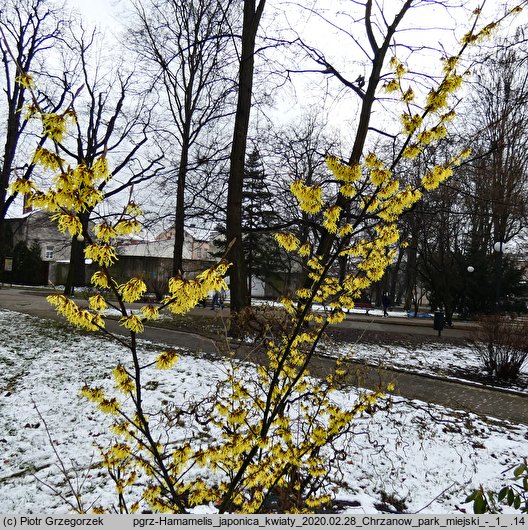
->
[[0, 287, 526, 425]]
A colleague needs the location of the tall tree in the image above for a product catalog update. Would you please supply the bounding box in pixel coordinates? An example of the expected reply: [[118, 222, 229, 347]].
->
[[131, 0, 236, 276], [226, 0, 266, 313], [467, 40, 528, 250], [241, 147, 279, 298], [57, 28, 163, 294], [0, 0, 65, 256]]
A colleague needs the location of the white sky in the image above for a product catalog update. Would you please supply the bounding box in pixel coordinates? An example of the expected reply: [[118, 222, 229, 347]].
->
[[65, 0, 124, 33]]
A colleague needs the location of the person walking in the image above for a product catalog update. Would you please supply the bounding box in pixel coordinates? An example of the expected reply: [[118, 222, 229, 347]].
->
[[211, 291, 219, 309], [382, 292, 390, 317]]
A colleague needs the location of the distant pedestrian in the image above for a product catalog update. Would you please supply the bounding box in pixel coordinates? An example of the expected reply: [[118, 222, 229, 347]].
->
[[382, 292, 390, 317], [219, 288, 225, 309], [211, 292, 219, 310]]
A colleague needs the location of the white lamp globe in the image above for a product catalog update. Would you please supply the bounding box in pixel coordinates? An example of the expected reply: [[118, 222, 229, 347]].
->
[[467, 266, 474, 273]]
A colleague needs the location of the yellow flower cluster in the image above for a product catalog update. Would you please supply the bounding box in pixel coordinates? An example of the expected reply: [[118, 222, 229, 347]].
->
[[155, 350, 179, 370], [325, 156, 362, 183], [389, 56, 408, 78], [462, 22, 498, 45], [41, 112, 75, 143], [89, 294, 108, 311], [401, 113, 423, 134], [275, 232, 300, 252], [370, 167, 392, 187], [421, 165, 453, 190], [52, 212, 83, 238], [16, 72, 34, 89], [426, 72, 464, 114], [113, 364, 136, 394], [119, 278, 147, 303], [383, 78, 400, 93], [290, 181, 323, 214], [322, 206, 341, 233], [84, 243, 118, 267], [8, 178, 35, 195], [95, 223, 118, 242], [48, 294, 104, 331], [32, 147, 63, 171], [115, 219, 142, 237], [162, 262, 230, 314], [141, 304, 159, 320], [120, 314, 144, 333], [91, 270, 111, 289]]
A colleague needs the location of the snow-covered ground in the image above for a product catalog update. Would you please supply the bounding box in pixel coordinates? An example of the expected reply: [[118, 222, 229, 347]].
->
[[0, 309, 527, 514]]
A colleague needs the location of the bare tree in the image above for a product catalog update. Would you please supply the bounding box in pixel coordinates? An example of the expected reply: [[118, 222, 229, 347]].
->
[[131, 0, 236, 276], [57, 28, 163, 294], [226, 0, 266, 313], [466, 39, 528, 249], [0, 0, 65, 255]]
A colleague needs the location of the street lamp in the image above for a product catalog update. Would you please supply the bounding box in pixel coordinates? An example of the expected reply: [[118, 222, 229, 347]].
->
[[493, 241, 510, 310], [462, 265, 474, 318]]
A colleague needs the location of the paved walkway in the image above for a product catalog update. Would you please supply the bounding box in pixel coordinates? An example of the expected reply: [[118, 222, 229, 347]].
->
[[0, 287, 526, 425]]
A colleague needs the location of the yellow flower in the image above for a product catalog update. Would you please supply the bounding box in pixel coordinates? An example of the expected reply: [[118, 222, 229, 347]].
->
[[402, 87, 414, 102], [322, 206, 341, 233], [119, 278, 147, 303], [298, 242, 311, 257], [326, 156, 362, 183], [389, 56, 408, 78], [79, 187, 103, 209], [99, 398, 120, 415], [95, 223, 118, 242], [89, 294, 108, 311], [155, 351, 179, 370], [92, 156, 110, 182], [141, 304, 159, 320], [120, 314, 144, 333], [401, 113, 423, 134], [290, 181, 323, 214], [41, 113, 69, 143], [80, 385, 105, 403], [91, 270, 110, 289], [115, 219, 142, 236], [275, 232, 300, 252], [112, 364, 135, 394], [8, 178, 35, 195], [370, 168, 391, 187], [383, 79, 400, 93], [16, 72, 34, 89], [364, 152, 382, 169], [52, 213, 83, 237], [84, 243, 118, 267], [403, 144, 422, 160], [32, 147, 64, 171], [422, 166, 453, 190], [126, 201, 143, 216]]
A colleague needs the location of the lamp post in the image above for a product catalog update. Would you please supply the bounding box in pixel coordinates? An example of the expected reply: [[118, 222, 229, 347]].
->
[[462, 265, 474, 318], [493, 241, 507, 311]]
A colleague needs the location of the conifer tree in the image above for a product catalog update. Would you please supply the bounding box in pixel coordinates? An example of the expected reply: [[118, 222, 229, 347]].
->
[[242, 147, 280, 298]]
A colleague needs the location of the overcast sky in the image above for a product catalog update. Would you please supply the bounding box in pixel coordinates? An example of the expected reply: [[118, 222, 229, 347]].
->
[[66, 0, 124, 33]]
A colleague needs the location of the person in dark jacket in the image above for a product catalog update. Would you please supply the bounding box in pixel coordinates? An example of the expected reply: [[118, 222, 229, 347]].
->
[[382, 292, 390, 317]]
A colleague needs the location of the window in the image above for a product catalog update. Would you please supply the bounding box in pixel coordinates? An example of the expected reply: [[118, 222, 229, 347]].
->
[[45, 246, 54, 260]]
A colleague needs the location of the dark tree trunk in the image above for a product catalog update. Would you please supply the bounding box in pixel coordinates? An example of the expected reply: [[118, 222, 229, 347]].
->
[[226, 0, 266, 313], [172, 143, 190, 277], [64, 212, 89, 295]]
